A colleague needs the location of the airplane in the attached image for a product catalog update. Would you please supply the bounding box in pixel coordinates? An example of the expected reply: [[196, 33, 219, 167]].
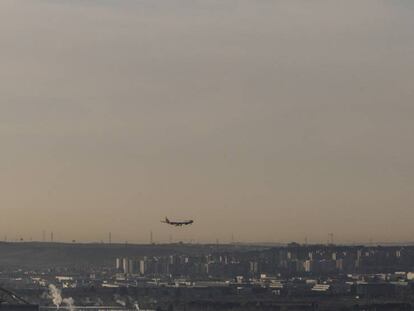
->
[[161, 217, 194, 227]]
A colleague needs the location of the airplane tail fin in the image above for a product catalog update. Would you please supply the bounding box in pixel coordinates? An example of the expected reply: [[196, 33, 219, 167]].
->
[[165, 217, 170, 223]]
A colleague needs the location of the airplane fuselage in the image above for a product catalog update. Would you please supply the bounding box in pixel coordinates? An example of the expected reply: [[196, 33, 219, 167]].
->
[[162, 218, 194, 227]]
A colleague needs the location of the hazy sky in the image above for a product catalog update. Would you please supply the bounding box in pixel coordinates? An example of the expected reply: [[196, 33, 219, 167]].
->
[[1, 0, 413, 243]]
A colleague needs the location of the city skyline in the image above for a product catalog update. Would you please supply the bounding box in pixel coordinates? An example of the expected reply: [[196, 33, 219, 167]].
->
[[1, 0, 414, 243]]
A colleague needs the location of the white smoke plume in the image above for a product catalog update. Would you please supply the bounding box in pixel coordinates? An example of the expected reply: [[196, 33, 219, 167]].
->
[[48, 284, 62, 309], [116, 299, 126, 307], [114, 295, 126, 307], [63, 297, 76, 311]]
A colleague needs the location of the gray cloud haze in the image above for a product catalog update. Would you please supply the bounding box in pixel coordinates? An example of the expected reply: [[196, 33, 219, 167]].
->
[[1, 0, 413, 243]]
